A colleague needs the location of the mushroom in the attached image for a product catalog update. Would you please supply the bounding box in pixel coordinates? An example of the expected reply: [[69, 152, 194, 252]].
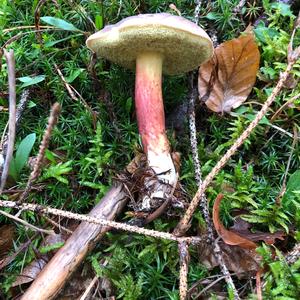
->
[[86, 13, 213, 208]]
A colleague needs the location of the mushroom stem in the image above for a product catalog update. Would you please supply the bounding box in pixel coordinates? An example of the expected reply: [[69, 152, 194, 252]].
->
[[135, 52, 177, 205]]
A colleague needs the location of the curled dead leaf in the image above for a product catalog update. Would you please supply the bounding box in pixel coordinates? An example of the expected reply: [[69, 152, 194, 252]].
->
[[230, 216, 285, 245], [212, 194, 257, 250], [199, 32, 260, 113]]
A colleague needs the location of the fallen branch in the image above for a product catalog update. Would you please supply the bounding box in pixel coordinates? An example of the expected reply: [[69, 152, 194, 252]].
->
[[19, 184, 128, 300], [18, 102, 61, 203], [0, 49, 16, 193]]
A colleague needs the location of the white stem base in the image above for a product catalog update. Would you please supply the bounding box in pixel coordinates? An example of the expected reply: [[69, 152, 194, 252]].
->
[[140, 151, 178, 211]]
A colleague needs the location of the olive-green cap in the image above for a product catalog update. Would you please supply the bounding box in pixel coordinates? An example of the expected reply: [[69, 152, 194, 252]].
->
[[86, 13, 213, 75]]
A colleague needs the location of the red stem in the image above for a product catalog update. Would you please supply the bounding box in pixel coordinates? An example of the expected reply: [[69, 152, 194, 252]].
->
[[135, 52, 169, 155]]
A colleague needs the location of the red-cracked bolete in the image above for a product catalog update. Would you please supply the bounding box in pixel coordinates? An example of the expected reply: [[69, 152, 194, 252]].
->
[[86, 13, 213, 208]]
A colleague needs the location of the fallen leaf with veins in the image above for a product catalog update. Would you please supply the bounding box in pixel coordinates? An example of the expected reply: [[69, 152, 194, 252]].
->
[[230, 216, 285, 245], [199, 32, 260, 113], [212, 194, 257, 250], [198, 241, 260, 277]]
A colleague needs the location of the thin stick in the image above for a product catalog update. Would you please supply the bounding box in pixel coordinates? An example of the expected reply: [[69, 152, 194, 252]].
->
[[194, 275, 228, 298], [54, 64, 96, 127], [43, 215, 73, 234], [174, 55, 298, 237], [0, 89, 30, 152], [34, 0, 59, 44], [214, 240, 240, 299], [286, 242, 300, 264], [18, 102, 61, 203], [0, 199, 202, 245], [0, 209, 54, 235], [0, 50, 16, 194], [189, 4, 239, 297], [178, 241, 189, 300], [187, 75, 214, 242], [3, 25, 54, 34], [271, 92, 300, 122], [79, 276, 98, 300]]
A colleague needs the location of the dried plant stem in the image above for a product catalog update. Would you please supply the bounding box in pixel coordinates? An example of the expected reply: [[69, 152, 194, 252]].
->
[[271, 92, 300, 122], [43, 215, 73, 234], [0, 50, 16, 194], [16, 89, 30, 127], [0, 209, 54, 235], [0, 199, 202, 245], [174, 57, 296, 237], [34, 0, 59, 43], [54, 64, 96, 126], [188, 74, 214, 242], [178, 241, 189, 300], [79, 276, 99, 300], [286, 242, 300, 264], [18, 102, 61, 203], [194, 0, 202, 25], [214, 241, 240, 299], [3, 25, 54, 34]]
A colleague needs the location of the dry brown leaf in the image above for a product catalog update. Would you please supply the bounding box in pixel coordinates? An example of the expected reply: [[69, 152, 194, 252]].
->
[[199, 32, 260, 113], [198, 241, 260, 277], [212, 194, 257, 250], [0, 224, 15, 259], [230, 217, 285, 245], [12, 258, 47, 287]]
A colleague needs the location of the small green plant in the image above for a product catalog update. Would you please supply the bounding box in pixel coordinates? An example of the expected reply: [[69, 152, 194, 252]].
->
[[9, 133, 36, 181], [255, 244, 300, 299], [41, 151, 73, 184]]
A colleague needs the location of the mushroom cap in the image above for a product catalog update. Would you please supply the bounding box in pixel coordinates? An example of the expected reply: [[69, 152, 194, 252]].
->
[[86, 13, 213, 75]]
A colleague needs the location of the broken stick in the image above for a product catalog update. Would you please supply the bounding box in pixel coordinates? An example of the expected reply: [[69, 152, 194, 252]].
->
[[21, 183, 127, 300]]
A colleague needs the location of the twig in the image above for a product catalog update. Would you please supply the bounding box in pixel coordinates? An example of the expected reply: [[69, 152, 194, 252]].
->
[[3, 25, 54, 34], [0, 235, 37, 270], [286, 242, 300, 264], [0, 209, 54, 235], [0, 89, 30, 153], [233, 0, 247, 14], [189, 3, 240, 298], [79, 276, 99, 300], [214, 240, 240, 299], [0, 199, 203, 245], [16, 89, 30, 128], [194, 0, 202, 25], [43, 215, 73, 234], [256, 269, 263, 300], [187, 75, 214, 242], [17, 102, 61, 203], [270, 92, 300, 122], [178, 241, 189, 300], [174, 51, 299, 237], [34, 0, 56, 44], [275, 126, 298, 205], [54, 64, 96, 127], [0, 50, 16, 194], [194, 275, 229, 298]]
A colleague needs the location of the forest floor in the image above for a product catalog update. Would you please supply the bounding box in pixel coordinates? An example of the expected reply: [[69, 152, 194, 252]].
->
[[0, 0, 300, 299]]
